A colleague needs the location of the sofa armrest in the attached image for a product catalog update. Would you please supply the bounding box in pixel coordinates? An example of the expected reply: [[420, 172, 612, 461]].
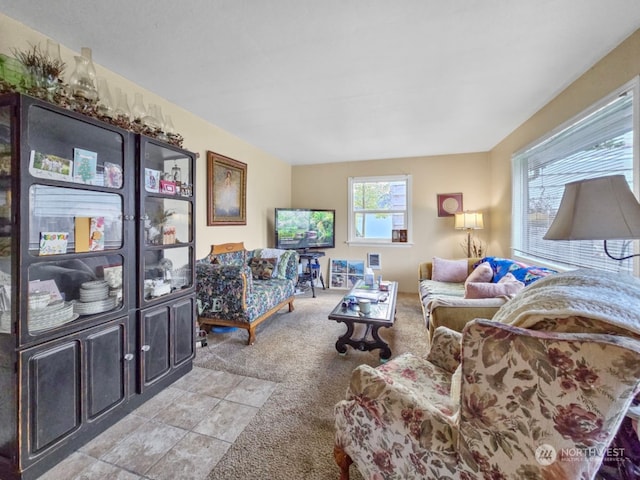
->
[[195, 263, 252, 315], [281, 250, 300, 282], [427, 327, 462, 373], [341, 363, 457, 450], [427, 297, 505, 339]]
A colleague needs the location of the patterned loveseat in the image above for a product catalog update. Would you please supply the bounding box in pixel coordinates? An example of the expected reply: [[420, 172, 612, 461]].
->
[[335, 269, 640, 479], [196, 243, 299, 345]]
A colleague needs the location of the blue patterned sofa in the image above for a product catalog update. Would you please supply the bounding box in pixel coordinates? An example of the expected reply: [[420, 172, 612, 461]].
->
[[195, 242, 299, 345]]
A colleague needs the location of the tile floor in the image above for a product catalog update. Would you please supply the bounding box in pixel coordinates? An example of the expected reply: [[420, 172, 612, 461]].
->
[[37, 366, 278, 480]]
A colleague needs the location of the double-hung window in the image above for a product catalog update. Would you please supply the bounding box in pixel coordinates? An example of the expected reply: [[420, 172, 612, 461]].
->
[[512, 78, 638, 274], [348, 175, 412, 244]]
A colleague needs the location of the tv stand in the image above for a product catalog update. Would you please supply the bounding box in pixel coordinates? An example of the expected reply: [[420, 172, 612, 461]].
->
[[298, 251, 326, 297]]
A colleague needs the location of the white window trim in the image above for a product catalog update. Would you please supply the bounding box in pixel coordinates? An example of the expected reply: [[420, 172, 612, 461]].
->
[[347, 174, 413, 246], [511, 76, 639, 274]]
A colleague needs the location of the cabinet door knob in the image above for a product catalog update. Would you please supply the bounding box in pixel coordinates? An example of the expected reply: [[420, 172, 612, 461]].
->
[[124, 353, 134, 361], [141, 345, 151, 352]]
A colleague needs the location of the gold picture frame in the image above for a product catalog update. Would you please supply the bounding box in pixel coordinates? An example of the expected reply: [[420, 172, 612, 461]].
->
[[207, 151, 247, 226]]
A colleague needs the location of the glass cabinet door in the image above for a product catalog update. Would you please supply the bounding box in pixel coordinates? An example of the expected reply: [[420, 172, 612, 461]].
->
[[21, 99, 133, 340], [139, 139, 194, 304]]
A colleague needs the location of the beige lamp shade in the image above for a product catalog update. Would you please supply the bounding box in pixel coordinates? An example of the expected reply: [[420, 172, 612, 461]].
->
[[454, 211, 484, 230], [543, 175, 640, 240]]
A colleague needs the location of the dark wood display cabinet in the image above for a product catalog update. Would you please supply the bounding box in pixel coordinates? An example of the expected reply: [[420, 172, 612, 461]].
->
[[0, 94, 196, 480]]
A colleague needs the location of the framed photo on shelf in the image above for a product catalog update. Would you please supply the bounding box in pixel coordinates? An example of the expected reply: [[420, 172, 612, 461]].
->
[[29, 151, 73, 182], [392, 229, 408, 243], [39, 231, 69, 255], [73, 148, 99, 185], [145, 168, 160, 193], [160, 180, 177, 195], [207, 151, 247, 226], [28, 279, 63, 302], [100, 264, 123, 289], [103, 162, 123, 188]]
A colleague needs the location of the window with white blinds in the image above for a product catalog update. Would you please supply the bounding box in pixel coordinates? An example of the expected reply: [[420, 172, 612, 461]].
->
[[512, 79, 638, 274]]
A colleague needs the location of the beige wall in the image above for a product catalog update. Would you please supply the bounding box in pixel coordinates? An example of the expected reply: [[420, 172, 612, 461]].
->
[[0, 13, 292, 257], [6, 11, 638, 290], [292, 153, 491, 292], [489, 28, 640, 258]]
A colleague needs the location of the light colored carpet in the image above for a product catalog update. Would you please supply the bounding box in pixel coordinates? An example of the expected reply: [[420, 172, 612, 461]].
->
[[195, 288, 430, 480]]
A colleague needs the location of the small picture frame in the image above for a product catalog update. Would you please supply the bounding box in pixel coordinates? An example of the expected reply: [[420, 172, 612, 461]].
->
[[392, 229, 408, 243], [73, 148, 99, 185], [367, 253, 381, 270], [160, 180, 176, 195], [145, 168, 160, 193], [103, 162, 123, 188], [29, 151, 73, 182], [437, 193, 463, 217]]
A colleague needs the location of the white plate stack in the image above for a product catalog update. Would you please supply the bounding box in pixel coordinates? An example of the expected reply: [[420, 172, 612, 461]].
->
[[29, 300, 77, 332], [74, 280, 117, 315]]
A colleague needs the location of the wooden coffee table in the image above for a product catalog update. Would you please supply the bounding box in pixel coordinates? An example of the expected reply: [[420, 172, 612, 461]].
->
[[328, 281, 397, 362]]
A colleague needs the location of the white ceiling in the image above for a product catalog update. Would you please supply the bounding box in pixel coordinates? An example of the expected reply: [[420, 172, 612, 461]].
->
[[2, 1, 640, 165]]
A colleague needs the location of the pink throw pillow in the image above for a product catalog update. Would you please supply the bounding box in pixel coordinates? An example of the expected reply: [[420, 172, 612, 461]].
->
[[464, 277, 525, 299], [465, 262, 493, 285], [431, 257, 468, 283]]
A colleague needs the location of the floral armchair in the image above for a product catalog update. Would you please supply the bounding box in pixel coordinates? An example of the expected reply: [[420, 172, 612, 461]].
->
[[334, 269, 640, 479]]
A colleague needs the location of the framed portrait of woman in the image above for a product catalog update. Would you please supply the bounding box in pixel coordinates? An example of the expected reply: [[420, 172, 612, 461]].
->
[[207, 151, 247, 225]]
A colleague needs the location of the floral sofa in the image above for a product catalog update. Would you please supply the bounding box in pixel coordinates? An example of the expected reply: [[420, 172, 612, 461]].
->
[[195, 243, 299, 345], [336, 268, 640, 479], [419, 256, 556, 338]]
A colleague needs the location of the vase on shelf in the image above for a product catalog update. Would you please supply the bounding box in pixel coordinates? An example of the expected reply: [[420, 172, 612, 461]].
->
[[68, 55, 97, 101], [131, 92, 146, 123], [164, 114, 175, 136], [113, 87, 131, 120], [142, 103, 161, 130], [97, 77, 114, 117]]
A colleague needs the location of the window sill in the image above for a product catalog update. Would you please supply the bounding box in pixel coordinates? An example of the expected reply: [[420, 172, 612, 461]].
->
[[346, 241, 414, 247]]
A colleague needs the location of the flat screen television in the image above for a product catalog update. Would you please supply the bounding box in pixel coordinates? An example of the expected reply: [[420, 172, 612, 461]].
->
[[275, 208, 335, 250]]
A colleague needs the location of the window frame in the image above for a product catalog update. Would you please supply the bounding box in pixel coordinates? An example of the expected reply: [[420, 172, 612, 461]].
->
[[511, 76, 639, 275], [347, 174, 413, 246]]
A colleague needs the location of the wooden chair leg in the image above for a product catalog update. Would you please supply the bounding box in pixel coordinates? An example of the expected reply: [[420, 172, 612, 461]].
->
[[334, 445, 352, 480], [247, 326, 256, 345]]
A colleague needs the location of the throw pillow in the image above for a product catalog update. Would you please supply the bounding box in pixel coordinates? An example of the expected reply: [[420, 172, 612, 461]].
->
[[464, 262, 493, 285], [211, 249, 247, 266], [256, 248, 289, 279], [249, 257, 277, 280], [464, 276, 525, 299], [431, 257, 468, 283], [508, 265, 558, 286]]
